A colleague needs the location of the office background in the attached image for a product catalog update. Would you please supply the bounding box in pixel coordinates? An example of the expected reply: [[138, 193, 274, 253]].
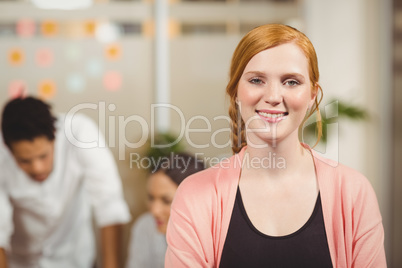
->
[[0, 0, 400, 266]]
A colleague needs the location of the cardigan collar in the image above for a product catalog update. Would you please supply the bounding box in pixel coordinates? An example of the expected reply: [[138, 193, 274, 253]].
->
[[220, 144, 337, 266]]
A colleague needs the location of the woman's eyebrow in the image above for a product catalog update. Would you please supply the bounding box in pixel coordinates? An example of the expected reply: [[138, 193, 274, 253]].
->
[[281, 72, 306, 81], [243, 71, 266, 77]]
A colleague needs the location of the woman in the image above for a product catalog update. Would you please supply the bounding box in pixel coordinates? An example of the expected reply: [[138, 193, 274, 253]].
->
[[126, 153, 204, 268], [165, 24, 386, 267]]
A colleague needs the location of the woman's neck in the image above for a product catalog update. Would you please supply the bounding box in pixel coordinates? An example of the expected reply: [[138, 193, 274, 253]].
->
[[242, 136, 313, 181]]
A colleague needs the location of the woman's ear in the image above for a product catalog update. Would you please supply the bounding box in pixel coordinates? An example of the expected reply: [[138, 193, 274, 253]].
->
[[310, 83, 319, 106]]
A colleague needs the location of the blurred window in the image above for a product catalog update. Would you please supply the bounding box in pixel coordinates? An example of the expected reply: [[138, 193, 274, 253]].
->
[[181, 23, 226, 35]]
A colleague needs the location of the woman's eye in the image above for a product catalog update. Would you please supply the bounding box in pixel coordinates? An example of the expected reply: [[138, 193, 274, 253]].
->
[[249, 78, 263, 85], [285, 80, 299, 86]]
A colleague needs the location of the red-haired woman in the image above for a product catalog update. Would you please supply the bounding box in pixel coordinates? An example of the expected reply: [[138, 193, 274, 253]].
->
[[165, 24, 386, 268]]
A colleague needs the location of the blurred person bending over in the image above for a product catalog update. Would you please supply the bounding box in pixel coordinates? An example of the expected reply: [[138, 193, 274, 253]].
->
[[0, 97, 131, 268]]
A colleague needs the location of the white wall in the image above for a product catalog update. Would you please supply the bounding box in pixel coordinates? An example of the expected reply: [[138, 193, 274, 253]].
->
[[303, 0, 393, 262], [304, 0, 367, 172]]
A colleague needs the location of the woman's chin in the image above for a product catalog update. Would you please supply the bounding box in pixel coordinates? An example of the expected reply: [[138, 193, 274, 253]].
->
[[157, 225, 167, 234], [246, 136, 284, 148]]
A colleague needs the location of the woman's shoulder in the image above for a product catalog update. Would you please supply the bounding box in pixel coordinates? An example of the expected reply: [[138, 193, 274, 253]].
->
[[179, 165, 221, 190], [174, 166, 224, 205], [131, 212, 158, 236], [312, 151, 375, 198], [172, 153, 241, 212], [134, 212, 154, 227], [178, 154, 240, 194]]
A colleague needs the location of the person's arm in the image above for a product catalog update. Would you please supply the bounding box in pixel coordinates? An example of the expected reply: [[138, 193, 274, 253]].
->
[[165, 179, 214, 268], [351, 177, 387, 267], [0, 167, 12, 268], [71, 115, 130, 265], [100, 224, 121, 268], [0, 248, 7, 268]]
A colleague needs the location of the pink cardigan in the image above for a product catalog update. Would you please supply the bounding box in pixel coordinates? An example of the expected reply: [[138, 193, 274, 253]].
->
[[165, 147, 386, 267]]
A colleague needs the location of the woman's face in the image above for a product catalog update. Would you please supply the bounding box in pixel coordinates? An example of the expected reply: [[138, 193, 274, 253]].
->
[[147, 171, 178, 234], [237, 42, 316, 147]]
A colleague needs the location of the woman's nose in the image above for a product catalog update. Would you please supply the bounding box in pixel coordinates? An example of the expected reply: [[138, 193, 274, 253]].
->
[[150, 201, 163, 217], [264, 82, 283, 106]]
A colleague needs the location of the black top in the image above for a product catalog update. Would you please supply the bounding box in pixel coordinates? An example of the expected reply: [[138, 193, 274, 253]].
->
[[220, 187, 333, 268]]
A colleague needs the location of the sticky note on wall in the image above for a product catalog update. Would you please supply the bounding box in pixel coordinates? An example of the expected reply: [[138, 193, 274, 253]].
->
[[103, 71, 122, 91], [66, 73, 85, 93], [8, 48, 24, 66], [38, 80, 56, 99], [84, 20, 97, 37], [86, 58, 103, 77], [36, 48, 54, 67], [41, 21, 58, 37], [16, 19, 36, 38], [105, 43, 121, 60], [8, 80, 28, 99], [64, 44, 82, 62]]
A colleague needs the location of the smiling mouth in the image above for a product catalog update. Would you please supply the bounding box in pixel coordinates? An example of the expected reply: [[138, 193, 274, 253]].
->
[[257, 111, 289, 119], [155, 219, 164, 226]]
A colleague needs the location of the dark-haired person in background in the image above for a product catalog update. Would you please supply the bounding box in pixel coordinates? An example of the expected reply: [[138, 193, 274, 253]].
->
[[125, 153, 204, 268], [0, 97, 131, 268]]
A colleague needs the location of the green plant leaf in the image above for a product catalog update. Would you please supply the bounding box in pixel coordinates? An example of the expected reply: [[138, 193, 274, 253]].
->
[[145, 132, 186, 171], [301, 99, 369, 146]]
